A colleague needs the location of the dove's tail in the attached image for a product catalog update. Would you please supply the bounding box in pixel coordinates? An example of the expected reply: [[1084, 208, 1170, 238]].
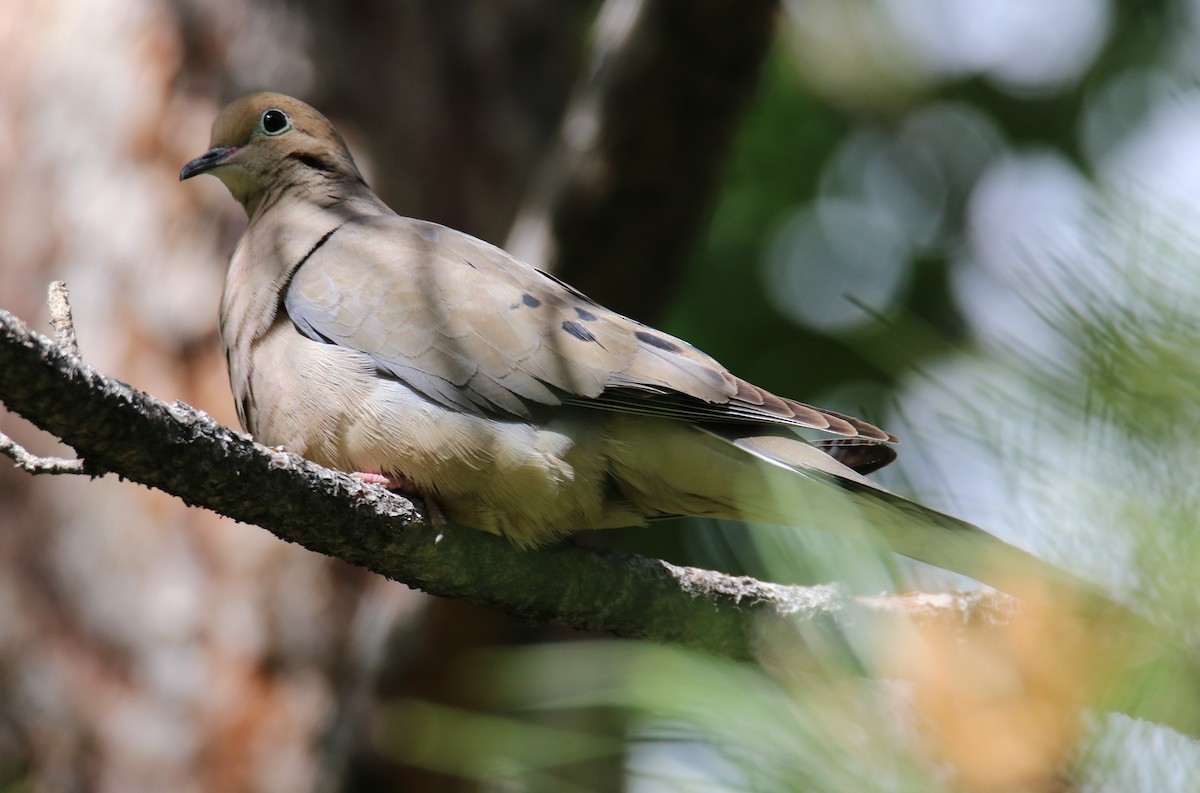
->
[[696, 426, 1105, 599]]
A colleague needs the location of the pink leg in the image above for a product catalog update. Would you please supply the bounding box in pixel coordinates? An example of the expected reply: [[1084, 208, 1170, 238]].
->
[[353, 472, 395, 487], [352, 471, 447, 527]]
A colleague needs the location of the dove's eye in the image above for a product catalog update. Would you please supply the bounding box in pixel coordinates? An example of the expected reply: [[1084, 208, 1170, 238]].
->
[[260, 108, 291, 136]]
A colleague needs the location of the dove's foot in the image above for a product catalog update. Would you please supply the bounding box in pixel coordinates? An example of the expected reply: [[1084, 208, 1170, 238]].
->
[[352, 471, 447, 527]]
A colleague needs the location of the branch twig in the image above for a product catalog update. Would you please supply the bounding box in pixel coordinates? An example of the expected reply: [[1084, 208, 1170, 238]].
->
[[48, 281, 80, 359], [1, 283, 90, 475], [0, 432, 89, 475]]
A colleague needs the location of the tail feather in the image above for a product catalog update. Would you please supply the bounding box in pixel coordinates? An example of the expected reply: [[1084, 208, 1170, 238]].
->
[[698, 426, 1106, 600]]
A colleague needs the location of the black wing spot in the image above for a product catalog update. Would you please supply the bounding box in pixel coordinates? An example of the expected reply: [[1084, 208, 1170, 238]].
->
[[635, 330, 681, 353], [522, 293, 542, 308], [574, 306, 598, 321], [562, 320, 596, 342]]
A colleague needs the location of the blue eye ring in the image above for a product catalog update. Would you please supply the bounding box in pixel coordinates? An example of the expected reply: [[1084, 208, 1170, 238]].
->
[[260, 108, 291, 136]]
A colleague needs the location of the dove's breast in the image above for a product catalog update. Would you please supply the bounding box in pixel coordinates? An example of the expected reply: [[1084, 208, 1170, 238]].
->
[[234, 317, 648, 543]]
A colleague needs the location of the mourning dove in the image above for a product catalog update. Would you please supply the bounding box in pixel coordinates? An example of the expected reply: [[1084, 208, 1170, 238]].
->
[[180, 92, 1079, 591]]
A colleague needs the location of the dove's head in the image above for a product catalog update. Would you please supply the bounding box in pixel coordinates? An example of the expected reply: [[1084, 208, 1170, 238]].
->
[[180, 92, 365, 215]]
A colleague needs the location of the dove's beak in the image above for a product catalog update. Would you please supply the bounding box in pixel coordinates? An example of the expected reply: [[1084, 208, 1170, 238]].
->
[[180, 146, 239, 181]]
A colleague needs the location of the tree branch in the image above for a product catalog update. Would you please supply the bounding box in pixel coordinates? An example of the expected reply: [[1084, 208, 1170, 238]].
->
[[2, 297, 1200, 738], [0, 297, 1004, 651]]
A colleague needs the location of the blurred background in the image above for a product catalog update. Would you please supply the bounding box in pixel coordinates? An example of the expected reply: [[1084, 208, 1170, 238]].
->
[[4, 0, 1200, 790]]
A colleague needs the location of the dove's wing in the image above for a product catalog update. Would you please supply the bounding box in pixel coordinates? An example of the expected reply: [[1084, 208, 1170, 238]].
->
[[284, 214, 893, 442]]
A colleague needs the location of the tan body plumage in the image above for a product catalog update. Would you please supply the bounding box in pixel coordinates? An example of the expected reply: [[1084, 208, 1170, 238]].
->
[[182, 93, 1083, 589]]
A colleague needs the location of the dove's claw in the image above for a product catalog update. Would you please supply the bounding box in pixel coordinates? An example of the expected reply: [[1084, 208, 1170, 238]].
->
[[352, 471, 447, 527]]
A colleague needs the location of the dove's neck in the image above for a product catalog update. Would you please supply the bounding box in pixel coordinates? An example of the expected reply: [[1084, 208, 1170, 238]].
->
[[243, 163, 387, 225]]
